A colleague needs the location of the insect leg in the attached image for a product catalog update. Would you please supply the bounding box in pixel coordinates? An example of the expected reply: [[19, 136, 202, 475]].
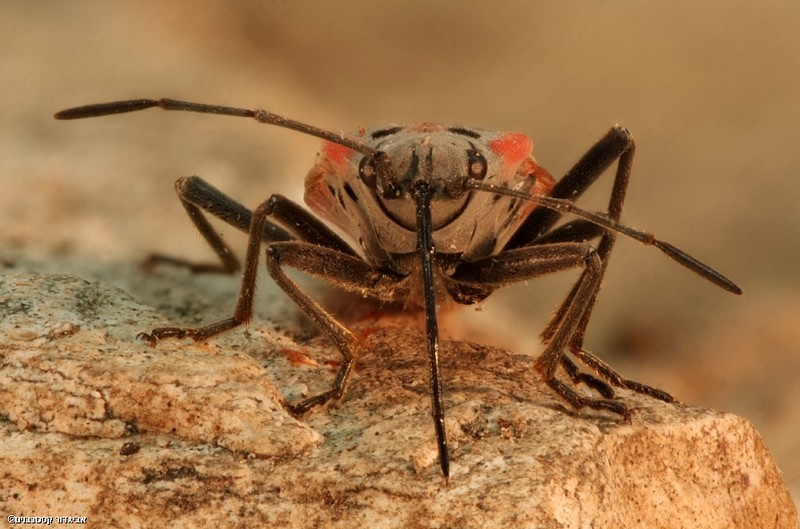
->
[[498, 128, 676, 404], [506, 125, 635, 248], [264, 241, 407, 415], [535, 132, 679, 402], [500, 125, 634, 348], [450, 242, 630, 416], [144, 176, 293, 273], [535, 126, 635, 347], [139, 193, 361, 343]]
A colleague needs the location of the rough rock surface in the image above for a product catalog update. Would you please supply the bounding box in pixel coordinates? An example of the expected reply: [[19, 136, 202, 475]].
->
[[1, 272, 797, 528]]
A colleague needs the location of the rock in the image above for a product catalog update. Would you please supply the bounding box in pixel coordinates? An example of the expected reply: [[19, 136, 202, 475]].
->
[[1, 272, 797, 528], [0, 273, 320, 457]]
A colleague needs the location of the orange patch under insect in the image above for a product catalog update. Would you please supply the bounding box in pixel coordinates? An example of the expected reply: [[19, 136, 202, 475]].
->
[[280, 348, 318, 367]]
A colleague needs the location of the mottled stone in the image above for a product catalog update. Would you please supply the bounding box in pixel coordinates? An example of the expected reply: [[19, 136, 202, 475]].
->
[[1, 273, 797, 528]]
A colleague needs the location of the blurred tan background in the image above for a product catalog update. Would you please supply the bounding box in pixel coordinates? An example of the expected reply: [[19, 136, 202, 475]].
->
[[1, 2, 798, 502]]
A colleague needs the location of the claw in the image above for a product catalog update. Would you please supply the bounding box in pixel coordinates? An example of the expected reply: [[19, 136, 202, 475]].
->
[[136, 326, 206, 344], [136, 332, 157, 346], [284, 389, 339, 417]]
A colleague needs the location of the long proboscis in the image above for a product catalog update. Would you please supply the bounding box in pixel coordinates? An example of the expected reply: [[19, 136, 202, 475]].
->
[[467, 180, 743, 295]]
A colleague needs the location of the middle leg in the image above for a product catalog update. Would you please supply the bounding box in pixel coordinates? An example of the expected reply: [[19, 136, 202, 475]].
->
[[454, 245, 672, 412], [451, 242, 631, 414], [503, 127, 674, 403], [139, 192, 364, 344], [264, 241, 407, 415]]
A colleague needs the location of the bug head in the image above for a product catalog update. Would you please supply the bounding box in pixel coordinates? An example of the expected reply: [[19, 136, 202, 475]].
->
[[55, 99, 550, 258], [304, 123, 553, 260], [352, 125, 497, 230]]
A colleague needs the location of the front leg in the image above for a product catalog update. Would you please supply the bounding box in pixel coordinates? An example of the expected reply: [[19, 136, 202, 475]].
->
[[140, 192, 364, 344], [506, 125, 634, 249], [140, 190, 411, 419], [535, 126, 635, 348], [144, 175, 294, 274]]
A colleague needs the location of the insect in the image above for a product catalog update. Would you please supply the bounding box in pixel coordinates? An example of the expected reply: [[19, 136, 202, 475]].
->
[[54, 98, 742, 480]]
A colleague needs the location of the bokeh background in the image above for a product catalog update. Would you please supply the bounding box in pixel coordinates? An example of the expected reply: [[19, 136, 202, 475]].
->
[[2, 2, 798, 504]]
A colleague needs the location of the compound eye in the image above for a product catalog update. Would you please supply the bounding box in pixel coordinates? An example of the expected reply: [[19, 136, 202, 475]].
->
[[467, 150, 488, 180], [359, 156, 377, 188]]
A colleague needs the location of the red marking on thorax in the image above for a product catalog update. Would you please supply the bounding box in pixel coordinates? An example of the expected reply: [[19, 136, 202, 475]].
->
[[322, 141, 355, 168], [489, 133, 533, 166]]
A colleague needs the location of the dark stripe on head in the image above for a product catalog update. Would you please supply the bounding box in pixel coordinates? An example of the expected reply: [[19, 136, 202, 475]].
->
[[447, 127, 481, 139], [370, 126, 404, 139]]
